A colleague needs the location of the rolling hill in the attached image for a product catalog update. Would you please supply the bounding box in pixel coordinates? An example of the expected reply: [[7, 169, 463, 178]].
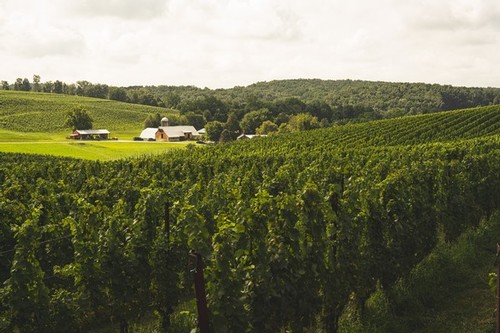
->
[[0, 90, 177, 133]]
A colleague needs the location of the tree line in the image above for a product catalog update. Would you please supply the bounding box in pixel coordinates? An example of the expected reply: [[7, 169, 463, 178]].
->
[[1, 75, 164, 107]]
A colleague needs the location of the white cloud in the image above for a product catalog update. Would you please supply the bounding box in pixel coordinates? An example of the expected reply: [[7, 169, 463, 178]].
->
[[0, 0, 499, 88], [65, 0, 169, 20]]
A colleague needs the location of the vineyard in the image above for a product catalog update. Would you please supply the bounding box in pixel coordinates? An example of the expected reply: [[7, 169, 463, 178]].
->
[[0, 105, 499, 332], [0, 91, 177, 133]]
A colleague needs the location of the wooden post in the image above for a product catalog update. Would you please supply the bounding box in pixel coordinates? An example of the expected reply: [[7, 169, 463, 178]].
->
[[190, 251, 210, 333], [496, 244, 500, 333]]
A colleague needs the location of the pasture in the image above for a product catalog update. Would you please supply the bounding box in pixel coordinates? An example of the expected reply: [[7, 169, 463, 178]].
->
[[0, 139, 190, 160]]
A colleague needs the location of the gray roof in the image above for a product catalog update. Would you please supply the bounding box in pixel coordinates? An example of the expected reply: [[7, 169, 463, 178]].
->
[[75, 129, 110, 135], [237, 134, 266, 139], [159, 126, 199, 138], [140, 126, 200, 139], [140, 128, 157, 139]]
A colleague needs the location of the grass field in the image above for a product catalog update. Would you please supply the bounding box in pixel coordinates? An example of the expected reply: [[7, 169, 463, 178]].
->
[[0, 129, 147, 142], [0, 91, 193, 159], [0, 140, 191, 160]]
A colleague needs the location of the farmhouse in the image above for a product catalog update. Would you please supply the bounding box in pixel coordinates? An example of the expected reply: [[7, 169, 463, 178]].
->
[[70, 129, 110, 140], [139, 117, 199, 142]]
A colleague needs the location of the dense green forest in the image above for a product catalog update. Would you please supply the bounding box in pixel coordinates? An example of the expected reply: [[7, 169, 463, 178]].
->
[[3, 77, 500, 134], [0, 105, 499, 332]]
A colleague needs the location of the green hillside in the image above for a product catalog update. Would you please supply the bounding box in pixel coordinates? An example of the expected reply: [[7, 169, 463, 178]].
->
[[296, 104, 500, 148], [0, 89, 499, 331], [0, 90, 177, 133], [147, 79, 500, 118], [220, 104, 500, 159]]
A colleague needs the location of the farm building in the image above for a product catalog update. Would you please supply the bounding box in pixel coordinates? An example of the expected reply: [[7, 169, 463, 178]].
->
[[70, 129, 110, 140], [139, 126, 200, 141], [139, 117, 199, 142]]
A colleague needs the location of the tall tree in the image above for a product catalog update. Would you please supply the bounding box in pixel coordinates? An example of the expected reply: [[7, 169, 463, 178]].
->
[[21, 78, 31, 91], [32, 75, 41, 92], [43, 81, 54, 93], [240, 108, 271, 134], [65, 106, 93, 131], [54, 81, 63, 94], [109, 87, 128, 102], [14, 78, 23, 90], [1, 80, 9, 90], [224, 113, 241, 140], [185, 112, 206, 130]]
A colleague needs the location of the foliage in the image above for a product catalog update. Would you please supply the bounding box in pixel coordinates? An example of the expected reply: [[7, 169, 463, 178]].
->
[[256, 120, 278, 135], [204, 121, 225, 142], [0, 104, 499, 332], [285, 113, 320, 132], [143, 113, 162, 129], [4, 76, 500, 130], [240, 108, 271, 134], [223, 113, 241, 141], [65, 105, 93, 131]]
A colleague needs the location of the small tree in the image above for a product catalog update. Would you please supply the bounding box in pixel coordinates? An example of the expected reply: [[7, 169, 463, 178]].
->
[[286, 113, 320, 132], [65, 106, 93, 131], [256, 120, 278, 135], [205, 121, 225, 142], [219, 129, 232, 143]]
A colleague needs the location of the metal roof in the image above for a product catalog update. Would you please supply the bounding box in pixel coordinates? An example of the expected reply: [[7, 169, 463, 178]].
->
[[159, 126, 199, 137], [75, 129, 110, 135], [140, 128, 158, 139], [140, 126, 200, 139]]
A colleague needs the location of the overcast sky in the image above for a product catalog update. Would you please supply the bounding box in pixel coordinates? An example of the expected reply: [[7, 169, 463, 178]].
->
[[1, 0, 500, 88]]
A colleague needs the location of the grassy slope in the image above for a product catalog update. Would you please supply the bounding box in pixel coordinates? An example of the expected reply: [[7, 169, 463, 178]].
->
[[0, 91, 188, 159], [0, 90, 177, 134]]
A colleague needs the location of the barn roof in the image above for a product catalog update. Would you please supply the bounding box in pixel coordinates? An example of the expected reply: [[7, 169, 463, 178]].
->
[[75, 129, 110, 135], [140, 128, 157, 139], [159, 126, 199, 138], [140, 126, 200, 139]]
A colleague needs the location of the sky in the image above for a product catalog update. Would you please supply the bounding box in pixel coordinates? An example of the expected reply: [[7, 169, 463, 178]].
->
[[1, 0, 500, 89]]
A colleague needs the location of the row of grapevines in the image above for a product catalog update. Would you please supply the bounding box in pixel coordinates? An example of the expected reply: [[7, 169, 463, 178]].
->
[[0, 130, 499, 332]]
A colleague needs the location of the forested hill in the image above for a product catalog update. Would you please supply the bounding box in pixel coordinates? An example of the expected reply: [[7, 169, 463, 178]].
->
[[151, 79, 500, 119], [4, 77, 500, 124]]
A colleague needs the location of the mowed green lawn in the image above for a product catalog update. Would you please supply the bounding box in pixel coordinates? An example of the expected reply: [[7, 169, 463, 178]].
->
[[0, 140, 190, 160], [0, 128, 194, 160]]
